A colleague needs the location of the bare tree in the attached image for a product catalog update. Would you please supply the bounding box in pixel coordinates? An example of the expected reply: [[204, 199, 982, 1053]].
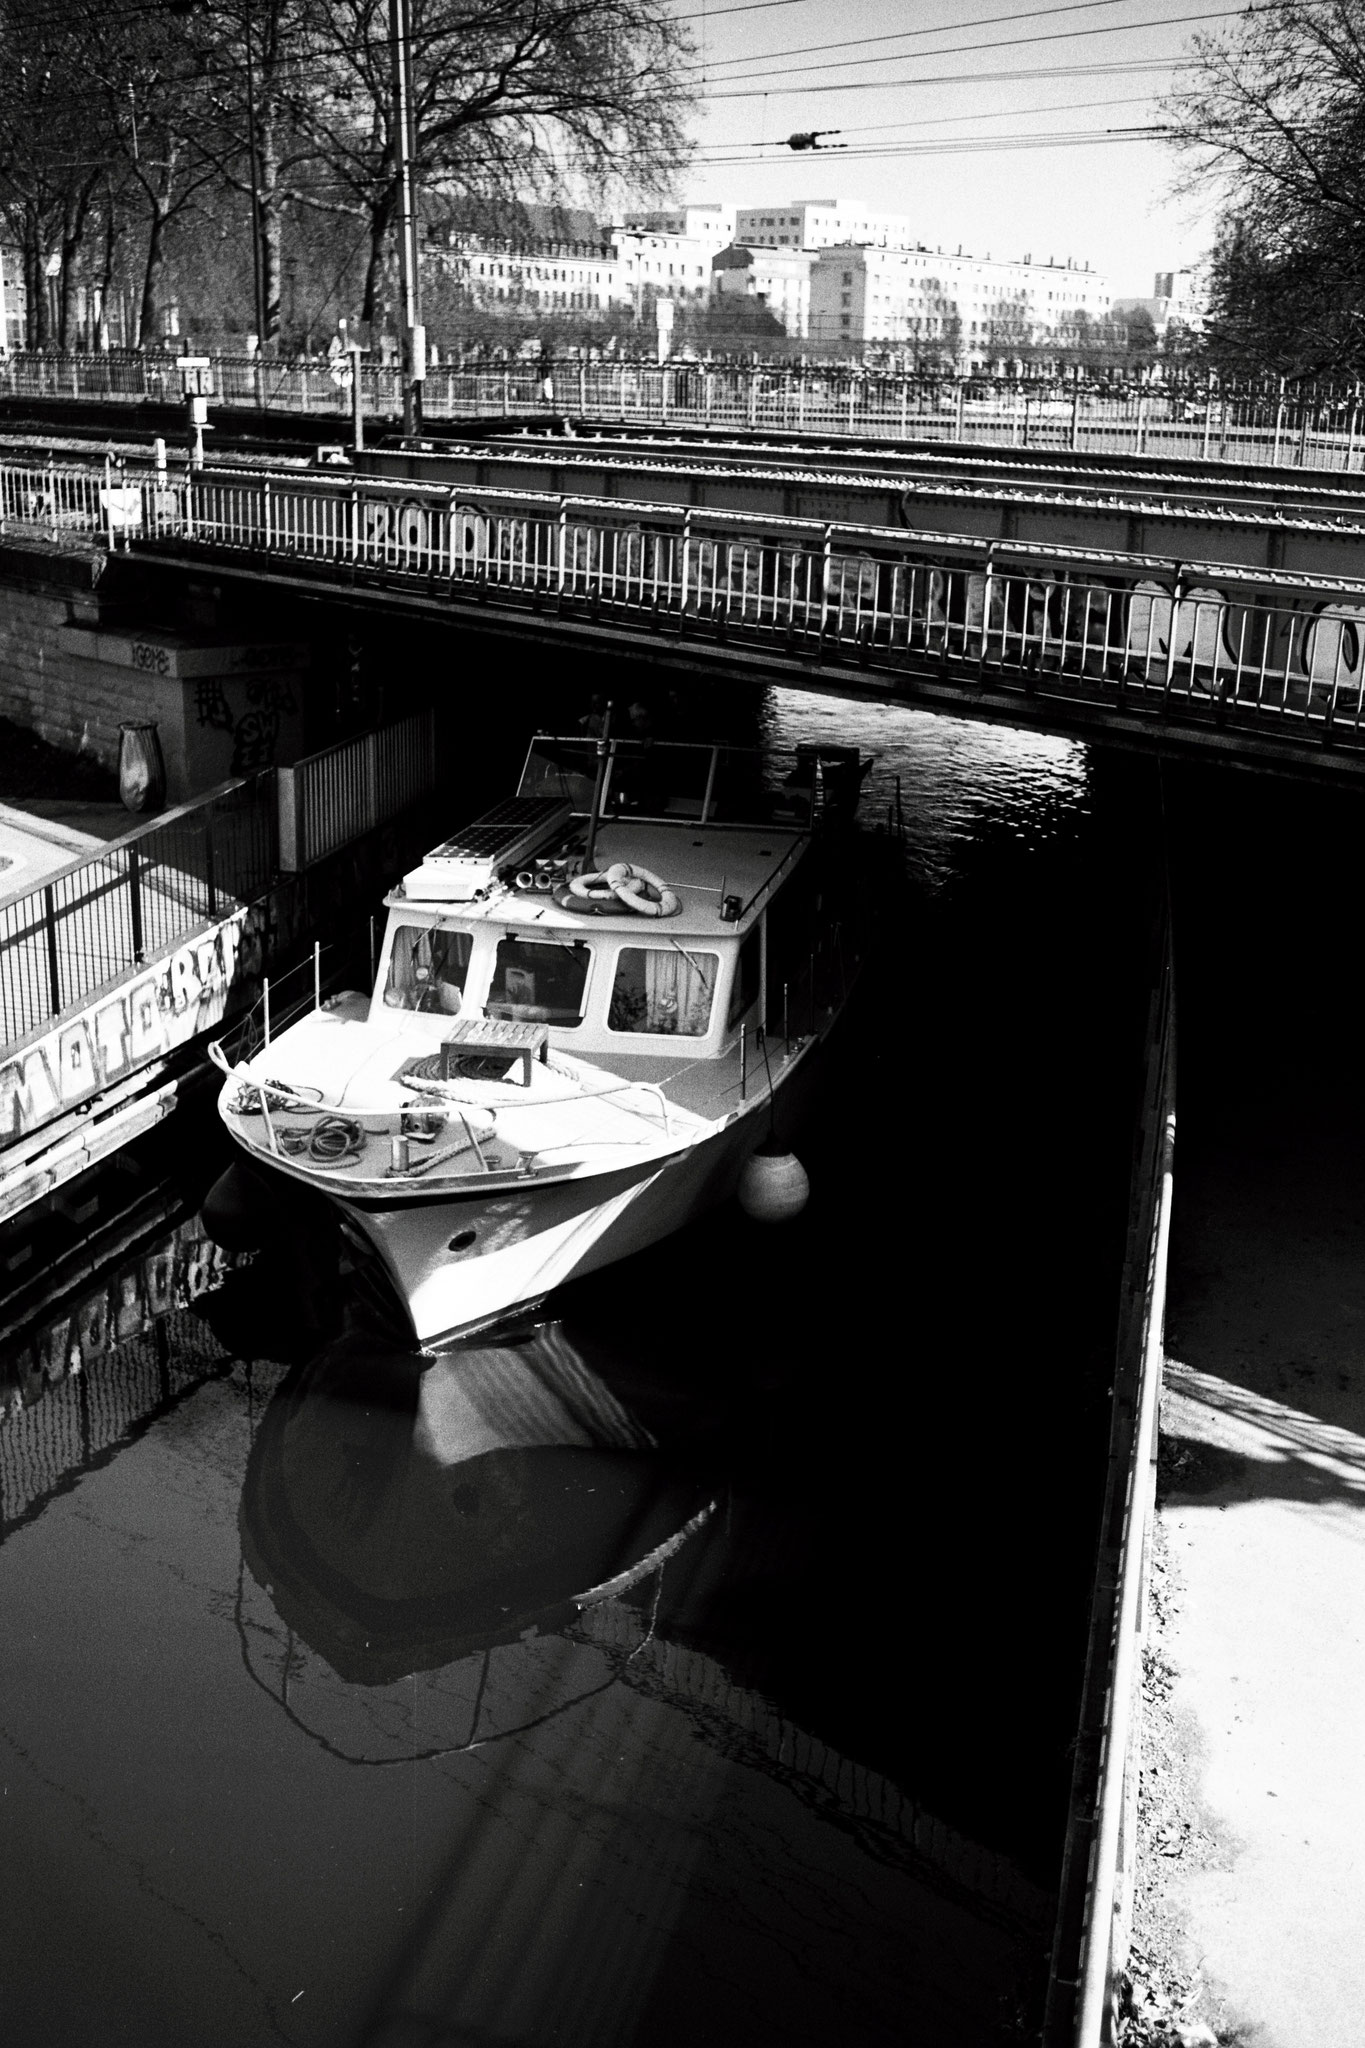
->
[[0, 0, 115, 345], [1165, 1, 1365, 373], [292, 0, 697, 333]]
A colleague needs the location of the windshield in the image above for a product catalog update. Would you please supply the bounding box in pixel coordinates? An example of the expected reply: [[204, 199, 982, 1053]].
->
[[609, 947, 718, 1036], [384, 926, 473, 1014], [487, 936, 591, 1028]]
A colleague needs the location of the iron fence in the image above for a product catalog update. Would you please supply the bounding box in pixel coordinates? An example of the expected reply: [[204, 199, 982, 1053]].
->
[[6, 350, 1365, 470], [278, 709, 438, 869], [0, 776, 276, 1050]]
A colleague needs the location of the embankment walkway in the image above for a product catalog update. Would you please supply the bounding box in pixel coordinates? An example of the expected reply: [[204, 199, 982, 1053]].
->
[[1154, 1101, 1365, 2046]]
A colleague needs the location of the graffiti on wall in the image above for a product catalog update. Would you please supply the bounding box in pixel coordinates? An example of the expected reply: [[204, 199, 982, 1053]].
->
[[0, 905, 263, 1143], [195, 674, 300, 775]]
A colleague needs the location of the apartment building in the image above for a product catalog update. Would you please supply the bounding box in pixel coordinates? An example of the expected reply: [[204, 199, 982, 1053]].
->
[[808, 245, 1112, 363], [1111, 269, 1206, 340], [438, 241, 621, 316], [711, 245, 815, 338], [609, 230, 716, 314], [734, 201, 914, 251], [621, 204, 736, 252]]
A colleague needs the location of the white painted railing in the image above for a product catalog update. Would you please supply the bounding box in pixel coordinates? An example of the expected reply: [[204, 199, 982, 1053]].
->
[[277, 709, 438, 870], [6, 452, 1365, 751], [2, 351, 1363, 471]]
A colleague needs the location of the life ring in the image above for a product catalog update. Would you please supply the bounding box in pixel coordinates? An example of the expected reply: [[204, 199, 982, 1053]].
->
[[560, 862, 680, 917], [605, 862, 681, 917], [567, 869, 620, 904]]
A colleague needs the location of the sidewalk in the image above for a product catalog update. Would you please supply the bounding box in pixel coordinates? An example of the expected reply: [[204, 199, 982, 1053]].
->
[[1150, 1108, 1365, 2047], [0, 798, 128, 907]]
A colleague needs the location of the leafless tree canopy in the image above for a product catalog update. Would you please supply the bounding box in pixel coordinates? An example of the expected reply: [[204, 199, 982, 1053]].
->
[[1166, 0, 1365, 374], [0, 0, 696, 348]]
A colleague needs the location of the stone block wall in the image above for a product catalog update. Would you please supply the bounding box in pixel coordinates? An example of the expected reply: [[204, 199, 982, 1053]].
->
[[0, 551, 309, 801]]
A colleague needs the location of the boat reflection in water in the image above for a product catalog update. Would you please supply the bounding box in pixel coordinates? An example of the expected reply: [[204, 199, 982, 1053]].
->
[[236, 1319, 718, 1755]]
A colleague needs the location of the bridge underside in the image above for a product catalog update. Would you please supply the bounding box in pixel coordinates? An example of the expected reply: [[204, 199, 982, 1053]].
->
[[133, 544, 1365, 789]]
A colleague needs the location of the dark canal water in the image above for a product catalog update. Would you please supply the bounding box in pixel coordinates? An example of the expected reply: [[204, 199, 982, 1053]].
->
[[0, 696, 1162, 2048]]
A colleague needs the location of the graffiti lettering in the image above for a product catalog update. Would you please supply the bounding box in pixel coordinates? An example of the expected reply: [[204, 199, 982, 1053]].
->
[[0, 906, 260, 1141]]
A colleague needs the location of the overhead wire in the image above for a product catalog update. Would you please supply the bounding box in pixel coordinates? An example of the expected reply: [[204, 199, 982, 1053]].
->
[[686, 89, 1194, 151], [692, 4, 1258, 90], [687, 0, 1249, 74]]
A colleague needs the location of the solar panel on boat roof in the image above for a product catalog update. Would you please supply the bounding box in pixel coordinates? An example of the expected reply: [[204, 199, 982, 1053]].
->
[[426, 798, 568, 862]]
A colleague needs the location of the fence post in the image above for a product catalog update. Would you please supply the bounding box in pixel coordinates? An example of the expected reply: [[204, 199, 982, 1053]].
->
[[1348, 396, 1360, 473], [263, 473, 272, 550], [901, 381, 908, 438], [956, 381, 966, 441], [1163, 568, 1185, 702], [104, 453, 114, 549], [203, 812, 217, 917], [557, 496, 568, 594], [680, 509, 691, 617], [127, 846, 144, 962], [1071, 389, 1080, 451], [818, 524, 833, 645], [1272, 378, 1286, 464], [749, 369, 759, 428], [43, 884, 62, 1016], [1203, 391, 1214, 463], [1136, 395, 1148, 457]]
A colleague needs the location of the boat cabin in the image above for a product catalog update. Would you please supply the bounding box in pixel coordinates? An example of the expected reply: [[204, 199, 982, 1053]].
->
[[371, 734, 850, 1063]]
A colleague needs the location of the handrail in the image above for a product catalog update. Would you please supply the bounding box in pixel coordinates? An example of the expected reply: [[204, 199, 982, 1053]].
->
[[1044, 920, 1177, 2047], [5, 776, 258, 902]]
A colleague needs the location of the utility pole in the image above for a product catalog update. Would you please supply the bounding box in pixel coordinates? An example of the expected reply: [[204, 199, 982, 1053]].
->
[[243, 0, 268, 409], [389, 0, 424, 434]]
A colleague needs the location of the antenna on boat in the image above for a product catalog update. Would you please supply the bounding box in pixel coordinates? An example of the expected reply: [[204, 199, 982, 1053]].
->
[[583, 700, 614, 872]]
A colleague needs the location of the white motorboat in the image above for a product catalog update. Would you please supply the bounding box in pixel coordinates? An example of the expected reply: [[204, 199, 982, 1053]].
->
[[210, 731, 868, 1348]]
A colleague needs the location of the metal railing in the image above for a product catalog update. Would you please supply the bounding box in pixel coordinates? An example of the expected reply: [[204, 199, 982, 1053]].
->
[[278, 708, 438, 869], [1045, 918, 1176, 2047], [110, 463, 1365, 753], [8, 447, 1365, 757], [5, 350, 1365, 471], [0, 776, 276, 1050]]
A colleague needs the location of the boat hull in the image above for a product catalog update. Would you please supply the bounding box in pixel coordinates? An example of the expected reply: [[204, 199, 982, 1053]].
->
[[290, 1051, 821, 1347]]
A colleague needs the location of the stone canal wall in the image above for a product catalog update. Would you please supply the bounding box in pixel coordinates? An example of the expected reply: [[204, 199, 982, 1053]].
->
[[0, 544, 307, 801]]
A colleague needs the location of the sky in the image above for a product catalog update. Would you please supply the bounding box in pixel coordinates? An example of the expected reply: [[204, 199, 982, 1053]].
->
[[662, 0, 1234, 297]]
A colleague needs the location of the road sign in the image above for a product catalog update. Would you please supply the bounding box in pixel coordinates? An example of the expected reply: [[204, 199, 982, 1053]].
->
[[177, 358, 214, 397]]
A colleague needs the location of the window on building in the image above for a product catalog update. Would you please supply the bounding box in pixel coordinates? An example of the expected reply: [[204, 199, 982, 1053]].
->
[[840, 314, 851, 329], [842, 270, 853, 286]]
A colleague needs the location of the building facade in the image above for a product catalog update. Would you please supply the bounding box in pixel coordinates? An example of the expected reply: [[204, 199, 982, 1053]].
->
[[808, 245, 1112, 365], [734, 201, 916, 251], [710, 245, 815, 337], [621, 205, 736, 252]]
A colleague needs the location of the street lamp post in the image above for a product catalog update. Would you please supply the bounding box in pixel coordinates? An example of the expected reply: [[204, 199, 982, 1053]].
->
[[243, 0, 268, 408], [388, 0, 423, 434]]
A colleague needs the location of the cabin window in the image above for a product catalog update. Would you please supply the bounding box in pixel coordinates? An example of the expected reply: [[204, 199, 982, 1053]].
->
[[385, 925, 472, 1014], [727, 926, 762, 1028], [608, 946, 718, 1036], [487, 936, 591, 1027]]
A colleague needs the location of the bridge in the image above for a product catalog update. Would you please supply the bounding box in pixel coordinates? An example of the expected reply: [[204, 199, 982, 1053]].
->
[[9, 450, 1365, 785]]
